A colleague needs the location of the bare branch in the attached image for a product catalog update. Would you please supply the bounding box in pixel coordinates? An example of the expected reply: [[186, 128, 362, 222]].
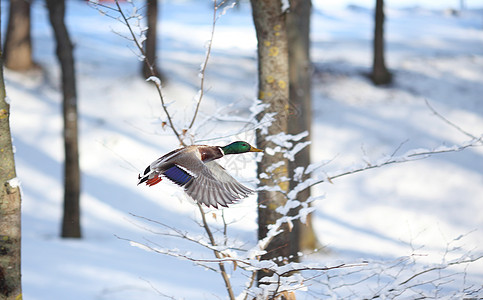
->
[[300, 137, 482, 193], [110, 0, 184, 144], [398, 255, 483, 286], [197, 203, 236, 300], [221, 210, 228, 246], [140, 277, 178, 300], [425, 99, 478, 140], [243, 271, 258, 300], [128, 213, 247, 254], [187, 0, 219, 131]]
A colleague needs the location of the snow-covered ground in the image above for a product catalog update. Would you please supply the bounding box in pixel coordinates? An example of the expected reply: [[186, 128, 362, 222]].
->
[[3, 0, 483, 299]]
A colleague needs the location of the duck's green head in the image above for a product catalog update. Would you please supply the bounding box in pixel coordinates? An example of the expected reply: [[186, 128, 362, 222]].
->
[[221, 141, 263, 155]]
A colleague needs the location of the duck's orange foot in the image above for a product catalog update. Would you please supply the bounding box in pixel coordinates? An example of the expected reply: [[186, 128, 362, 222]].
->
[[146, 174, 162, 186]]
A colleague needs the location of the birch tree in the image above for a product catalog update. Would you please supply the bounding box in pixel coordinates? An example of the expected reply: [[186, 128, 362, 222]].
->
[[0, 7, 23, 297]]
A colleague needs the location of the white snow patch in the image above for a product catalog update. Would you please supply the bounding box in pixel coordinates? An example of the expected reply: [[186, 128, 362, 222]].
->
[[7, 177, 21, 188], [146, 76, 161, 86]]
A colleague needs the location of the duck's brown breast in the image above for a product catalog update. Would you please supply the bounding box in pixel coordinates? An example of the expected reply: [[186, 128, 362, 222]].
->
[[198, 146, 223, 162]]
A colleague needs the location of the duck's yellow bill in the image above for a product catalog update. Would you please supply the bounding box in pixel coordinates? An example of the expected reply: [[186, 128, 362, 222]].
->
[[250, 146, 263, 152]]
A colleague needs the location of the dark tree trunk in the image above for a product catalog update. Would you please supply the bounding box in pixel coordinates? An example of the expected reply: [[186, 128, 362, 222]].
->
[[46, 0, 81, 238], [0, 6, 23, 297], [286, 0, 320, 256], [4, 0, 34, 71], [371, 0, 392, 85], [142, 0, 161, 79], [250, 0, 292, 282]]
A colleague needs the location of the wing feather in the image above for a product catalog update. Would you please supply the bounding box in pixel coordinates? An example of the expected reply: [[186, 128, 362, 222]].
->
[[205, 161, 254, 197], [185, 172, 236, 208]]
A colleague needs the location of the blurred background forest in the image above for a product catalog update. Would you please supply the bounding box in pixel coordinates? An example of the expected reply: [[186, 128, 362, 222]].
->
[[1, 0, 483, 299]]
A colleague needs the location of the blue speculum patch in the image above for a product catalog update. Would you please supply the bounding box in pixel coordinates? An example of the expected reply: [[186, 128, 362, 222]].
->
[[164, 165, 193, 186]]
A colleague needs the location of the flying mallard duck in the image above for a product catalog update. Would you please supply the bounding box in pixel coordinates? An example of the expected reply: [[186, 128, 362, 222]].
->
[[138, 141, 262, 208]]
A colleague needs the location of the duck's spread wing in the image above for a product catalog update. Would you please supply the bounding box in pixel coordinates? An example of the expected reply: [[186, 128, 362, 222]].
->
[[204, 161, 254, 198], [162, 154, 250, 208]]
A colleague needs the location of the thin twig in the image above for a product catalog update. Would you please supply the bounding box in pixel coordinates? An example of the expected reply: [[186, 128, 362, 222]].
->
[[243, 271, 258, 300], [118, 232, 364, 274], [197, 203, 236, 300], [187, 0, 221, 130], [128, 213, 247, 252], [425, 99, 478, 140], [221, 210, 228, 246], [390, 139, 409, 157], [142, 236, 220, 273], [270, 263, 368, 299], [398, 255, 483, 286], [306, 139, 482, 190], [113, 0, 184, 144], [140, 277, 178, 300]]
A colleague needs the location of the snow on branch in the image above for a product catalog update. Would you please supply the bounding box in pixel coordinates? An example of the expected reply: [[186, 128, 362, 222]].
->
[[300, 135, 482, 192], [145, 76, 161, 87]]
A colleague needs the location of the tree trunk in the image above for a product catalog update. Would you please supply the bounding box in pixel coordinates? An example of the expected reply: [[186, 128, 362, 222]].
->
[[0, 6, 23, 296], [286, 0, 320, 255], [46, 0, 81, 238], [142, 0, 161, 79], [371, 0, 392, 85], [4, 0, 33, 71], [250, 0, 291, 282]]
